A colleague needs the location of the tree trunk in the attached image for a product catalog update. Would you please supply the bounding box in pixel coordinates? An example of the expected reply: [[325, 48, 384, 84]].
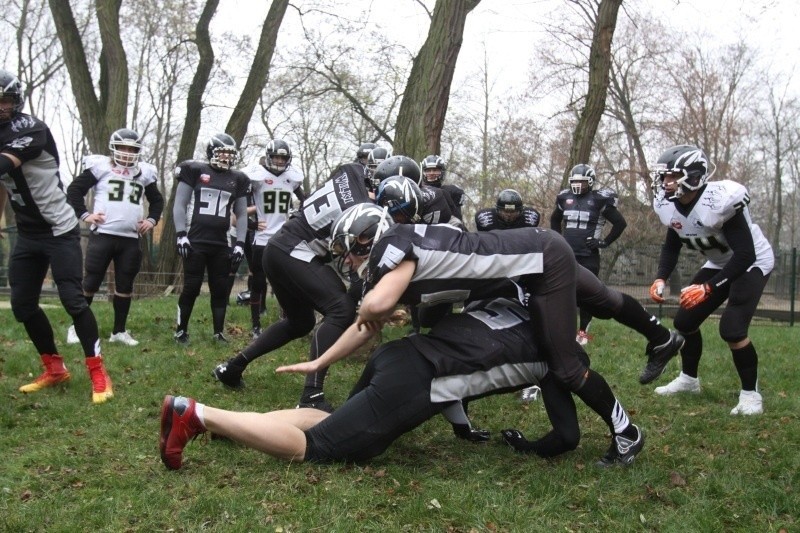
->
[[394, 0, 481, 160], [226, 0, 289, 144], [156, 0, 220, 280], [565, 0, 622, 178]]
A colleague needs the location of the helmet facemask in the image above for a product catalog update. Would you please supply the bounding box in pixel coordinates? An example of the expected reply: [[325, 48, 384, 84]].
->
[[652, 146, 715, 201], [109, 130, 142, 168], [210, 147, 237, 170], [330, 205, 391, 280]]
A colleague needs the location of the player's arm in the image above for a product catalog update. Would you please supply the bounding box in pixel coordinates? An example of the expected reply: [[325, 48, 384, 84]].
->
[[172, 181, 193, 233], [655, 228, 682, 281], [549, 206, 563, 233], [232, 196, 248, 243], [600, 206, 627, 246], [275, 321, 377, 374], [0, 152, 21, 174], [357, 259, 415, 327], [66, 169, 98, 220], [706, 210, 757, 291], [144, 182, 164, 226]]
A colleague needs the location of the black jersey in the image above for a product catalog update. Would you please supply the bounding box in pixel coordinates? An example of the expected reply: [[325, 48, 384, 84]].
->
[[175, 160, 250, 246], [270, 162, 371, 257], [474, 206, 540, 231], [441, 183, 465, 220], [0, 113, 77, 237], [366, 223, 554, 305], [407, 297, 547, 402], [551, 188, 620, 256], [419, 185, 455, 224]]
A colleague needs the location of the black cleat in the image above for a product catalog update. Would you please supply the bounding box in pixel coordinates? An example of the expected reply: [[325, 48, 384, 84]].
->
[[174, 330, 190, 345], [212, 332, 229, 343], [251, 326, 262, 339], [452, 423, 491, 442], [500, 428, 530, 452], [295, 392, 334, 413], [639, 331, 684, 384], [597, 425, 644, 467], [212, 361, 245, 390]]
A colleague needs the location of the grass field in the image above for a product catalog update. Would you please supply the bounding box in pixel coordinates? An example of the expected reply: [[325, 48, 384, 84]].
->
[[1, 295, 798, 532]]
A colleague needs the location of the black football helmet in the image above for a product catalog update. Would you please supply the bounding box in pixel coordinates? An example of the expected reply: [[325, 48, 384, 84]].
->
[[265, 139, 292, 175], [371, 155, 421, 188], [496, 189, 523, 224], [356, 142, 376, 165], [329, 203, 394, 279], [568, 164, 596, 195], [206, 133, 238, 170], [652, 145, 715, 201], [420, 155, 447, 187], [367, 147, 392, 172], [376, 176, 423, 223], [108, 128, 142, 168], [0, 69, 24, 123]]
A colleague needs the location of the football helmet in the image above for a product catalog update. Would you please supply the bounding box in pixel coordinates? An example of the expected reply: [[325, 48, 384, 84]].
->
[[420, 155, 447, 187], [329, 203, 394, 279], [0, 69, 24, 123], [568, 164, 595, 195], [652, 145, 715, 201], [108, 128, 142, 168], [265, 139, 292, 175], [367, 147, 392, 172], [356, 142, 376, 165], [376, 176, 423, 223], [496, 189, 523, 224], [206, 133, 238, 170]]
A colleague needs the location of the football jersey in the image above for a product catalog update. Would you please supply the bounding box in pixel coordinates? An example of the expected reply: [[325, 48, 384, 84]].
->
[[441, 183, 465, 220], [366, 223, 552, 306], [270, 162, 371, 260], [243, 162, 303, 246], [475, 206, 540, 231], [419, 186, 455, 224], [653, 180, 774, 274], [174, 160, 250, 246], [407, 297, 548, 403], [72, 155, 159, 239], [553, 187, 619, 256], [0, 113, 77, 237]]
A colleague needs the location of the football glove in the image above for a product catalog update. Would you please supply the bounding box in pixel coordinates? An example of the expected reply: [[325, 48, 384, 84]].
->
[[230, 242, 246, 271], [585, 236, 607, 250], [680, 283, 712, 309], [176, 232, 192, 259], [649, 279, 666, 303]]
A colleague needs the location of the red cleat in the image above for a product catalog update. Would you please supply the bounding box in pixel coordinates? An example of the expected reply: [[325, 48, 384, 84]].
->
[[160, 395, 205, 470]]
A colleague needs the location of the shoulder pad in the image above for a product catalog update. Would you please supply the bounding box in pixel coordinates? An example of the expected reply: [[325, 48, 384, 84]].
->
[[707, 180, 750, 225], [595, 188, 617, 199], [283, 166, 304, 184], [82, 154, 110, 171]]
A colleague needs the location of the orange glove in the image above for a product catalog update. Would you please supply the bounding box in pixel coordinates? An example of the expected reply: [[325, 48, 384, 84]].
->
[[649, 279, 666, 303], [680, 283, 712, 309]]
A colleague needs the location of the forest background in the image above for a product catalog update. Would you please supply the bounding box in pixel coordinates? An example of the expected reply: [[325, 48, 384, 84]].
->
[[1, 0, 799, 290]]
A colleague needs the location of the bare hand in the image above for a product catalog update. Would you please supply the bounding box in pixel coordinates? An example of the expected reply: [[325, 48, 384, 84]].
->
[[86, 213, 106, 225], [275, 361, 319, 375], [257, 220, 267, 231], [137, 219, 155, 235]]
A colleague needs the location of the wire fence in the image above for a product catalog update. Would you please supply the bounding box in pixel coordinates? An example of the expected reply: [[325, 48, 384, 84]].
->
[[0, 230, 797, 326]]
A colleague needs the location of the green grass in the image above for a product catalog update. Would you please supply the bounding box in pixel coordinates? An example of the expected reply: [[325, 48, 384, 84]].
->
[[1, 296, 798, 532]]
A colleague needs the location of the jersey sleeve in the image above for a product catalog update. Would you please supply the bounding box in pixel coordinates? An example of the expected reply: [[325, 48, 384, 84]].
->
[[366, 228, 416, 285], [716, 181, 750, 229], [174, 160, 198, 187], [0, 116, 48, 162]]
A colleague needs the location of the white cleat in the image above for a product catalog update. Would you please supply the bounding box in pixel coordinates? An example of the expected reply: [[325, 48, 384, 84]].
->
[[730, 390, 763, 415], [519, 385, 541, 403], [67, 325, 80, 345], [109, 330, 139, 346], [654, 372, 700, 395]]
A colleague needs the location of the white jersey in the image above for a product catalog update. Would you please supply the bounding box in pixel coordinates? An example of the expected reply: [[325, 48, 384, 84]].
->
[[653, 179, 774, 274], [243, 162, 303, 246], [83, 155, 159, 238]]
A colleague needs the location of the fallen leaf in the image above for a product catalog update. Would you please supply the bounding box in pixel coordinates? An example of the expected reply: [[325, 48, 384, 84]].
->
[[669, 471, 686, 486]]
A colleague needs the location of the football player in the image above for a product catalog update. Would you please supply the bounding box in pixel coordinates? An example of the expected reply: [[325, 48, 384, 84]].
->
[[66, 128, 164, 347], [0, 68, 112, 403], [241, 139, 306, 337], [160, 296, 581, 469], [649, 145, 774, 415], [420, 154, 466, 220], [551, 164, 627, 345], [376, 174, 463, 228], [211, 157, 373, 411], [173, 133, 250, 344], [282, 205, 646, 467], [475, 189, 540, 231], [354, 142, 376, 168]]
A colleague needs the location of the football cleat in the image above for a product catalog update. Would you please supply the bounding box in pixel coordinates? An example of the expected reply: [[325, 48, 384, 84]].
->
[[519, 385, 541, 403], [639, 330, 685, 384], [85, 356, 113, 404], [109, 330, 139, 346], [67, 325, 80, 345], [296, 391, 334, 413], [251, 326, 262, 339], [597, 425, 644, 467], [730, 390, 763, 415], [654, 372, 700, 395], [452, 423, 491, 442], [160, 395, 206, 470], [576, 330, 591, 346], [174, 330, 190, 345], [212, 332, 229, 344], [19, 354, 71, 393], [212, 360, 245, 390]]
